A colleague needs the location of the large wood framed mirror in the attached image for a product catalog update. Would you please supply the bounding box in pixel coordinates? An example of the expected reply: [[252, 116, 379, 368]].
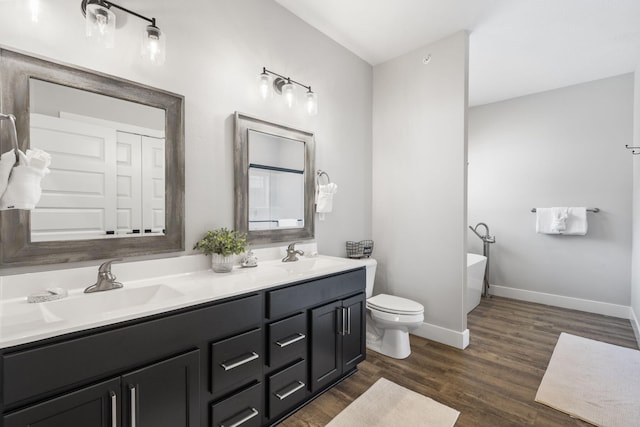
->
[[234, 112, 315, 244], [0, 48, 184, 267]]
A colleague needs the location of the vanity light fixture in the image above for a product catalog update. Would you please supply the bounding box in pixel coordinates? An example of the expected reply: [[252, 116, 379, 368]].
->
[[81, 0, 166, 65], [259, 67, 318, 116]]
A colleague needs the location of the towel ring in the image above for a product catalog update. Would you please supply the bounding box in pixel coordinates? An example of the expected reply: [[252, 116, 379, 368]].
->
[[316, 170, 331, 185], [0, 113, 20, 165]]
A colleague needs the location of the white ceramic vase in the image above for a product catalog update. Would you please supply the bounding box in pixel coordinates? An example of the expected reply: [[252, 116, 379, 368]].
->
[[211, 254, 234, 273]]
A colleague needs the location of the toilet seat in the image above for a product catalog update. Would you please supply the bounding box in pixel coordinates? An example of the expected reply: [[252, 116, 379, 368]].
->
[[367, 294, 424, 315]]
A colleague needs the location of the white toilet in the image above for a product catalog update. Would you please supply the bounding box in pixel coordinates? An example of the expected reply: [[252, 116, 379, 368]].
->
[[361, 258, 424, 359]]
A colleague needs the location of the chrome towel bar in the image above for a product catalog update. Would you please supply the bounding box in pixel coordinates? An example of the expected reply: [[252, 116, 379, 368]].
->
[[531, 208, 599, 213]]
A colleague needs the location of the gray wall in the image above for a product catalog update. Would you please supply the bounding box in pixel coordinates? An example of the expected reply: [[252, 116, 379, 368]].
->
[[632, 68, 640, 339], [0, 0, 373, 273], [468, 74, 633, 311], [372, 32, 469, 347]]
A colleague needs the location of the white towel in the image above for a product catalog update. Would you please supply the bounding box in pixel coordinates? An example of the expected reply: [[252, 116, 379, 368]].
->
[[550, 207, 568, 232], [0, 148, 51, 210], [563, 207, 588, 235], [0, 149, 16, 198], [316, 182, 338, 214], [536, 208, 560, 234], [536, 207, 588, 235]]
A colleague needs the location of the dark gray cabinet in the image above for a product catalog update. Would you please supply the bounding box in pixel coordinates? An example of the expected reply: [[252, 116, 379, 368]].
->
[[4, 350, 199, 427], [4, 378, 120, 427], [310, 293, 366, 393], [0, 267, 365, 427], [121, 350, 200, 427]]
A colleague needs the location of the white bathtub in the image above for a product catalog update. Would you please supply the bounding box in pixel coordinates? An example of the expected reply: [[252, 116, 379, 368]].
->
[[466, 253, 488, 314]]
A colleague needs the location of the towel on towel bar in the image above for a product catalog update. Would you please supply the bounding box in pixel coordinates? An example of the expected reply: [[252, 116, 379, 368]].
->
[[536, 207, 588, 235], [0, 148, 51, 210]]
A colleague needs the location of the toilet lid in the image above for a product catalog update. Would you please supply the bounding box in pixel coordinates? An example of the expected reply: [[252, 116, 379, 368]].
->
[[367, 294, 424, 315]]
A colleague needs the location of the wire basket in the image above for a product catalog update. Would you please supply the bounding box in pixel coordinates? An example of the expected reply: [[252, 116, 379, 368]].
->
[[346, 240, 374, 259]]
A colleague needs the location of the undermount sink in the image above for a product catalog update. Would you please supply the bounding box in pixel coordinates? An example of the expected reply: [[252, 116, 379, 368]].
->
[[42, 284, 185, 320], [277, 257, 347, 274], [0, 284, 185, 340]]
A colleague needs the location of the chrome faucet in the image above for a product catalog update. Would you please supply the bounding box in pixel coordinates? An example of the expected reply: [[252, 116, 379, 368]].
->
[[84, 259, 124, 293], [282, 242, 304, 262]]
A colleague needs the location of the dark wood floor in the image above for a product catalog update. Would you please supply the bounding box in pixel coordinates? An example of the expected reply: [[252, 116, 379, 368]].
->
[[280, 296, 638, 426]]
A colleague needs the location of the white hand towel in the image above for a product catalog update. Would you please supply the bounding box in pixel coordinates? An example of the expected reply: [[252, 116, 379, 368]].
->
[[536, 207, 588, 235], [0, 148, 51, 210], [0, 149, 16, 198], [26, 148, 52, 170], [550, 207, 568, 232], [536, 208, 560, 234], [316, 183, 338, 214], [563, 207, 588, 235], [0, 165, 48, 210]]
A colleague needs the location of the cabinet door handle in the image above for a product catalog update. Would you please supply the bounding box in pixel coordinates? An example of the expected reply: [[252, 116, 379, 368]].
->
[[346, 307, 352, 335], [275, 381, 305, 400], [220, 352, 259, 371], [220, 407, 259, 427], [276, 333, 306, 347], [342, 307, 348, 336], [129, 385, 137, 427], [109, 391, 117, 427]]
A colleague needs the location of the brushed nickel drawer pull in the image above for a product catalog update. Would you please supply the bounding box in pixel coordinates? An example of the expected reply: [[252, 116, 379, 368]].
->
[[220, 352, 260, 371], [220, 407, 259, 427], [346, 307, 352, 335], [276, 333, 306, 348], [275, 381, 305, 400], [109, 391, 117, 427], [129, 385, 137, 427], [336, 307, 345, 336]]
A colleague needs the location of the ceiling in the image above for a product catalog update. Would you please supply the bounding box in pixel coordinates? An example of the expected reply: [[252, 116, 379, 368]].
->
[[274, 0, 640, 106]]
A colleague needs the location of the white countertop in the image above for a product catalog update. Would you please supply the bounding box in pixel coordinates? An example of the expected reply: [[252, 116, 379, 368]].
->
[[0, 255, 366, 349]]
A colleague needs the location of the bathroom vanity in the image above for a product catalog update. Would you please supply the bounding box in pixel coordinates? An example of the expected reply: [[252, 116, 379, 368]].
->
[[0, 257, 366, 427]]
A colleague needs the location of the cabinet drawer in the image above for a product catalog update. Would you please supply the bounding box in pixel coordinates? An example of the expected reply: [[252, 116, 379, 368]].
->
[[268, 312, 307, 370], [3, 294, 262, 407], [268, 359, 308, 419], [210, 382, 263, 427], [211, 328, 263, 396], [267, 269, 365, 319]]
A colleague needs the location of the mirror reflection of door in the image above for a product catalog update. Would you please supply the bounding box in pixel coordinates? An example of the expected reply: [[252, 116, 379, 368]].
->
[[248, 130, 304, 231], [28, 79, 165, 242]]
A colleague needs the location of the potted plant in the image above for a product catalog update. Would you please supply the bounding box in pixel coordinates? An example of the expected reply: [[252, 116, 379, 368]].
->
[[193, 228, 248, 273]]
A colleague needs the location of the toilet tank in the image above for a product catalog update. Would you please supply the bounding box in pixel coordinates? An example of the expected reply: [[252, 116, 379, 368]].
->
[[359, 258, 377, 298]]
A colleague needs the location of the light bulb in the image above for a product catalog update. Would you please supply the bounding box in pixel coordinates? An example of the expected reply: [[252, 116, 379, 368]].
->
[[142, 25, 166, 65], [306, 89, 318, 116], [259, 71, 271, 100], [86, 2, 115, 48], [282, 81, 295, 108]]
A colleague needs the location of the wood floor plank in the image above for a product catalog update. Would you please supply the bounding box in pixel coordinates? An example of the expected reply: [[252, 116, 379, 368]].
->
[[278, 296, 638, 426]]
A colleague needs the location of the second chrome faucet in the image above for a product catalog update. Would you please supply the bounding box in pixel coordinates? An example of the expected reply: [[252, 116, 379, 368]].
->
[[84, 259, 124, 293], [282, 242, 304, 262]]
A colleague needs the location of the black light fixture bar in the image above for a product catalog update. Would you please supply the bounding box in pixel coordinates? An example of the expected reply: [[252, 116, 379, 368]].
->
[[81, 0, 156, 26], [262, 67, 312, 92]]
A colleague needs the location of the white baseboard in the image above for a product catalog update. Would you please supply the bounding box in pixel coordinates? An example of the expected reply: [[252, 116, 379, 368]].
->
[[412, 322, 469, 350], [631, 308, 640, 348], [489, 284, 631, 319]]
